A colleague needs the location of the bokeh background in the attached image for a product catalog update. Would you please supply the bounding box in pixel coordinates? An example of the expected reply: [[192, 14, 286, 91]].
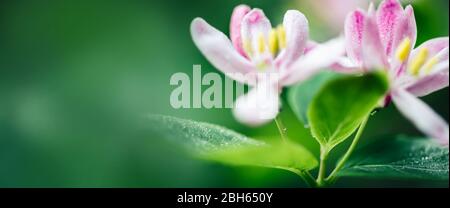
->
[[0, 0, 448, 187]]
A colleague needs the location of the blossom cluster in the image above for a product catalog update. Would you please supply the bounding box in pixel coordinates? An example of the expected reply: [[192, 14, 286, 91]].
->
[[191, 0, 449, 145]]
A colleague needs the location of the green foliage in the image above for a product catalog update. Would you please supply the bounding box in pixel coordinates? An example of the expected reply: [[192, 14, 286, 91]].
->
[[148, 115, 318, 173], [307, 72, 389, 150], [338, 136, 449, 180], [206, 141, 318, 172], [288, 71, 340, 126], [148, 115, 262, 153], [0, 0, 448, 188]]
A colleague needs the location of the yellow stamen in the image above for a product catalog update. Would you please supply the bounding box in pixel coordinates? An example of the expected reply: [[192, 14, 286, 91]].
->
[[269, 29, 278, 55], [242, 38, 253, 56], [276, 25, 286, 49], [256, 61, 267, 70], [409, 47, 429, 76], [422, 57, 438, 74], [395, 37, 411, 62], [257, 33, 266, 53]]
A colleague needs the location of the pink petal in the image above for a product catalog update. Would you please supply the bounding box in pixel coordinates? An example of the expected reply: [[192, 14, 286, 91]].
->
[[405, 62, 449, 97], [392, 89, 449, 145], [230, 5, 251, 58], [191, 18, 256, 84], [362, 14, 389, 70], [281, 37, 345, 86], [344, 9, 366, 65], [233, 81, 280, 126], [376, 0, 404, 57], [393, 5, 417, 56], [241, 9, 272, 54], [390, 5, 417, 74], [274, 10, 309, 68]]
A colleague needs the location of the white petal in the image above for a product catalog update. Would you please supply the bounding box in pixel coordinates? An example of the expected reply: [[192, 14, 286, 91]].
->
[[233, 81, 280, 126], [410, 37, 449, 76], [392, 89, 449, 145], [281, 36, 345, 86], [241, 9, 272, 54], [331, 57, 364, 74], [191, 18, 256, 84], [275, 10, 309, 68], [405, 62, 449, 97]]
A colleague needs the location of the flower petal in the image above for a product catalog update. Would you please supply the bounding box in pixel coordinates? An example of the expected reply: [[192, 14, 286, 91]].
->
[[304, 40, 318, 53], [241, 9, 272, 54], [281, 36, 345, 86], [230, 5, 251, 58], [392, 5, 417, 58], [331, 57, 364, 74], [344, 9, 366, 65], [405, 62, 449, 97], [409, 37, 449, 68], [233, 81, 280, 126], [392, 89, 449, 145], [376, 0, 404, 57], [388, 5, 417, 76], [274, 10, 309, 68], [191, 18, 256, 84], [395, 38, 449, 89], [362, 13, 389, 70]]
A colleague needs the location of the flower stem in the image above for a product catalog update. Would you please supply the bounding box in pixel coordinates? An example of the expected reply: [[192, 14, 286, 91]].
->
[[326, 115, 370, 183], [274, 116, 288, 142], [316, 146, 329, 187]]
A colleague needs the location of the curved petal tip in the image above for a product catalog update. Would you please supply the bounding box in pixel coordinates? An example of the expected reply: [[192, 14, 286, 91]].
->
[[230, 5, 251, 57]]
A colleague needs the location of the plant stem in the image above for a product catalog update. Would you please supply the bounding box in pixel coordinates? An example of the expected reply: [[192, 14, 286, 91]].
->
[[326, 115, 370, 183], [291, 169, 318, 188], [274, 116, 288, 142], [275, 115, 317, 187], [316, 146, 329, 187]]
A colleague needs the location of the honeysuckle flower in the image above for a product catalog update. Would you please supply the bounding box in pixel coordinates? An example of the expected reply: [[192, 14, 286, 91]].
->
[[338, 0, 449, 145], [191, 5, 344, 126]]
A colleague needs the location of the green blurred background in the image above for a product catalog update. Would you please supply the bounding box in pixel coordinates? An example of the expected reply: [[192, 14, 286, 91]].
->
[[0, 0, 448, 187]]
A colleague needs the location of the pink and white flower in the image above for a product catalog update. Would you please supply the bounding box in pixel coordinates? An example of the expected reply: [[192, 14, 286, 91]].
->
[[191, 5, 344, 126], [338, 0, 449, 145]]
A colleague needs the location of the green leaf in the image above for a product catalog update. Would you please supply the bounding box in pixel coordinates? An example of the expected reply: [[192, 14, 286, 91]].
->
[[338, 136, 449, 180], [206, 141, 318, 172], [307, 72, 389, 149], [148, 115, 318, 172], [148, 115, 262, 153], [288, 71, 340, 126]]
